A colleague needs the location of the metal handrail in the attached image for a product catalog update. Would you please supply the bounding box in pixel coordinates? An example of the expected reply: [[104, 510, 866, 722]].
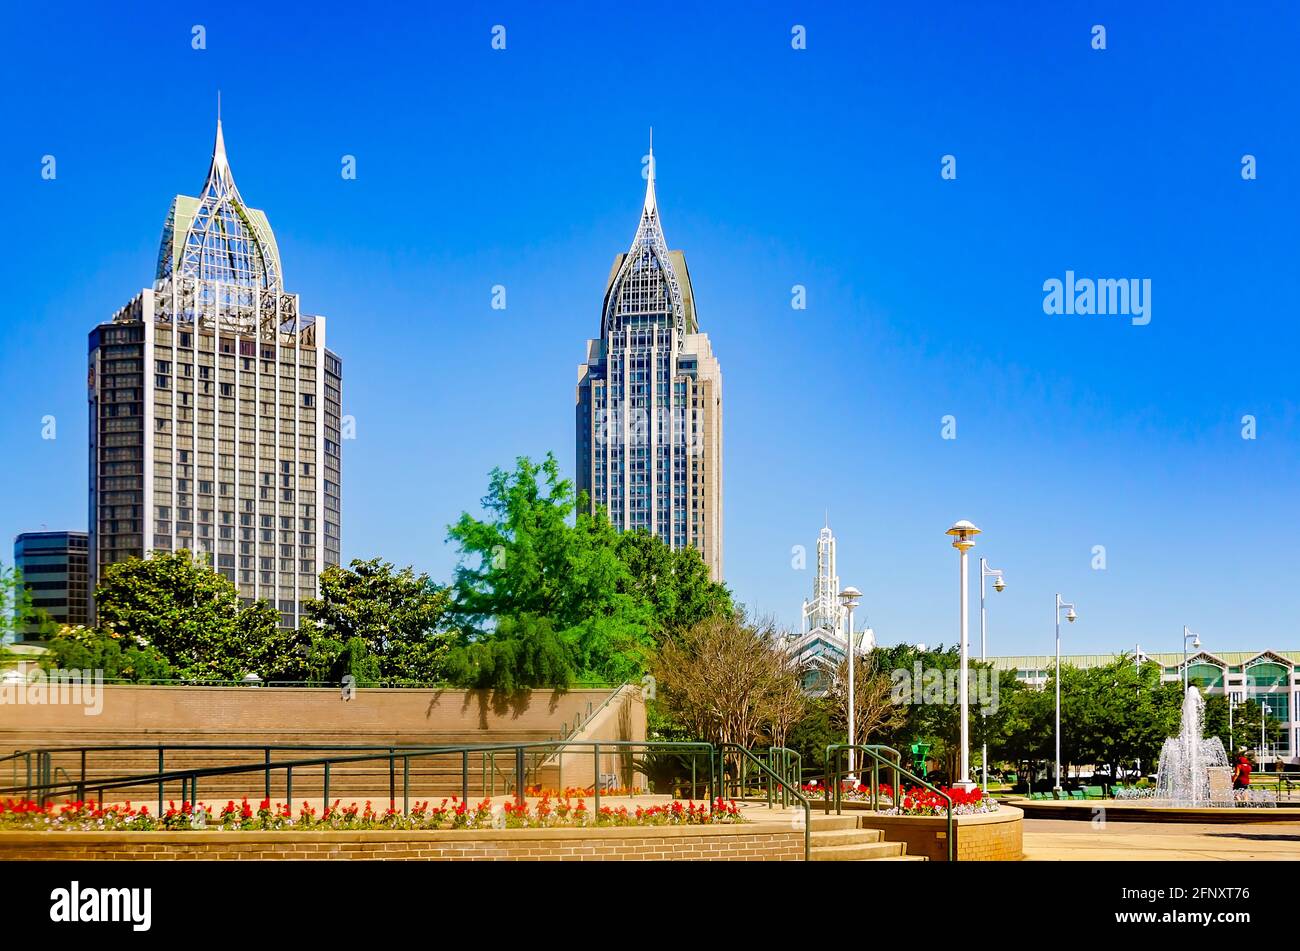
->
[[3, 739, 819, 858], [539, 685, 634, 768], [737, 747, 801, 808], [718, 743, 811, 861], [0, 739, 719, 819], [1, 743, 469, 806], [2, 677, 631, 689], [826, 743, 955, 862]]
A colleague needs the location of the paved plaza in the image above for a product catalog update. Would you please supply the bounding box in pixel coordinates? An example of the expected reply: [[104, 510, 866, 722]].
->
[[1023, 817, 1300, 861]]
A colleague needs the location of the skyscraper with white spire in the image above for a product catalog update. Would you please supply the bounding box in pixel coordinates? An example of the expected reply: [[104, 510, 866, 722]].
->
[[87, 117, 342, 626], [576, 140, 723, 579]]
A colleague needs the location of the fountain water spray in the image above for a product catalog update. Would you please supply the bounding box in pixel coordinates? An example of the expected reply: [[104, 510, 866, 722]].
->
[[1154, 686, 1230, 807]]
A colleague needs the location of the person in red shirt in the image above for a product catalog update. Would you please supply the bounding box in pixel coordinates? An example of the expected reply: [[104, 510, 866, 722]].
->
[[1232, 753, 1252, 790]]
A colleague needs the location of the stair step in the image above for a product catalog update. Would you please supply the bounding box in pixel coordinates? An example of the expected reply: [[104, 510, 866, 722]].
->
[[810, 828, 883, 847], [807, 816, 860, 831], [810, 841, 906, 861], [872, 855, 928, 862]]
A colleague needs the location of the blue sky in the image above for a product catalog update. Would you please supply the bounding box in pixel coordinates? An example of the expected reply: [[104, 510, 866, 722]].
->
[[1, 1, 1297, 658]]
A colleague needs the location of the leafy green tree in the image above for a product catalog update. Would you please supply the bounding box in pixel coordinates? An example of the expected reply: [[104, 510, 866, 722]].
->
[[302, 558, 455, 683], [1058, 657, 1181, 780], [94, 551, 279, 680], [40, 625, 174, 682], [786, 698, 840, 774], [614, 529, 732, 640], [0, 563, 54, 643], [988, 656, 1183, 785], [447, 454, 654, 687], [444, 614, 577, 690], [989, 675, 1054, 781], [1224, 698, 1285, 761]]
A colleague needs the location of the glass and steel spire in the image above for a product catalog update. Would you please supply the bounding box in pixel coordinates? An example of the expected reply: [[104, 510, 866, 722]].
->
[[601, 133, 692, 341], [156, 114, 282, 293]]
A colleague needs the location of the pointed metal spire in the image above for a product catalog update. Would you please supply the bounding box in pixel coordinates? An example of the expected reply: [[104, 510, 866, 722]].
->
[[204, 96, 239, 200], [602, 132, 686, 340], [642, 126, 657, 218]]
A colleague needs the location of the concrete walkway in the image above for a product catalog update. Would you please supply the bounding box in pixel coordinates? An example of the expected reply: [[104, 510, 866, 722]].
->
[[1023, 817, 1300, 860]]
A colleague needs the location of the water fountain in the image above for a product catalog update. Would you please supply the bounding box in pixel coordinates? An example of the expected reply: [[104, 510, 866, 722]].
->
[[1154, 686, 1231, 807]]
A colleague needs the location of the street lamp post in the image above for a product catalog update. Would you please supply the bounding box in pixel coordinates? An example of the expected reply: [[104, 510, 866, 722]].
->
[[838, 586, 863, 781], [1181, 626, 1201, 693], [978, 558, 1006, 793], [1228, 692, 1236, 755], [1053, 594, 1078, 793], [946, 520, 982, 792], [1262, 702, 1271, 768]]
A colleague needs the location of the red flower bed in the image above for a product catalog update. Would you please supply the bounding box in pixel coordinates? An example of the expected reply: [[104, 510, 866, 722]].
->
[[798, 781, 997, 815], [0, 794, 745, 832]]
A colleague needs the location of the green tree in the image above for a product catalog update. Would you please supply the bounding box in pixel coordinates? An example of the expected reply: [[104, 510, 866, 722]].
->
[[94, 551, 279, 680], [40, 625, 174, 683], [614, 529, 732, 640], [302, 558, 456, 683], [786, 698, 840, 774], [443, 614, 576, 691], [0, 563, 54, 644], [1225, 698, 1285, 760], [1060, 657, 1181, 780], [446, 454, 654, 687]]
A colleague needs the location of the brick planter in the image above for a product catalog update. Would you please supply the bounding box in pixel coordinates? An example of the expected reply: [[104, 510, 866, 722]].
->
[[0, 822, 803, 861], [824, 804, 1023, 861]]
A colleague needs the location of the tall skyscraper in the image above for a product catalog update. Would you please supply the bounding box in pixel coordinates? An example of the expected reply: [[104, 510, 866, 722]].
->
[[13, 531, 89, 638], [575, 144, 724, 580], [88, 118, 342, 627]]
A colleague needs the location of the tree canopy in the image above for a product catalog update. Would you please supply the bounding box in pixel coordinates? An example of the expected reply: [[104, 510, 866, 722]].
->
[[445, 454, 732, 689], [94, 550, 281, 680], [302, 558, 456, 684]]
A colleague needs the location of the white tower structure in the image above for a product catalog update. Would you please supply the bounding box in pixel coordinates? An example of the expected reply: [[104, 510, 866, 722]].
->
[[802, 517, 842, 635]]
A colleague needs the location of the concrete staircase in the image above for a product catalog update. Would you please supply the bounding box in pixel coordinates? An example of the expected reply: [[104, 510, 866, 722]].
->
[[809, 815, 926, 861]]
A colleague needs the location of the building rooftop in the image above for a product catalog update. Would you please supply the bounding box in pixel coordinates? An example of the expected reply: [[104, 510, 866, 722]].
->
[[988, 650, 1300, 670]]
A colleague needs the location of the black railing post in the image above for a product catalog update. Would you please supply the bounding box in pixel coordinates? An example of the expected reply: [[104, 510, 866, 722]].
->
[[388, 749, 395, 810], [264, 748, 271, 801], [157, 748, 165, 815], [461, 751, 468, 803], [515, 747, 525, 806]]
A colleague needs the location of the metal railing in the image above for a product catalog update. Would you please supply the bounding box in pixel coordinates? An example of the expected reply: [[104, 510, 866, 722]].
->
[[715, 746, 801, 809], [5, 676, 630, 689], [825, 743, 955, 861], [1, 738, 819, 859], [2, 743, 463, 809], [717, 744, 811, 860], [0, 740, 719, 819]]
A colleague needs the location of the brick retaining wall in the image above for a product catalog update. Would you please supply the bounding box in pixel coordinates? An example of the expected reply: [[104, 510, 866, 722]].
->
[[0, 823, 803, 861], [845, 805, 1023, 861]]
